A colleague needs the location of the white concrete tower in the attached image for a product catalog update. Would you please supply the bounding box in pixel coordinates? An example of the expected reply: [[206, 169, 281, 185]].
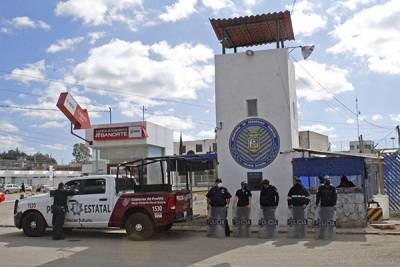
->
[[211, 11, 299, 224]]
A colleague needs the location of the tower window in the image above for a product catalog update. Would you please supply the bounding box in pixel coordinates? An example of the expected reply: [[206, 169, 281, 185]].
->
[[247, 99, 258, 117]]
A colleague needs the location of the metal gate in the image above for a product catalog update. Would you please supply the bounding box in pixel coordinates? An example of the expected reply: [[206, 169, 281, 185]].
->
[[384, 153, 400, 211]]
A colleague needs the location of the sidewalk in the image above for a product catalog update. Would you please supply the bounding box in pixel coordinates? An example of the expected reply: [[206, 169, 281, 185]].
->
[[172, 216, 400, 236]]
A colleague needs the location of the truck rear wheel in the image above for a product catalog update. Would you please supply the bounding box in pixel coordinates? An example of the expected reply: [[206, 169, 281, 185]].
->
[[126, 213, 154, 241], [22, 211, 46, 237]]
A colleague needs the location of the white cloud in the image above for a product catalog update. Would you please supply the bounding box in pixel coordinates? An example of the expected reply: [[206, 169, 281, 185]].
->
[[6, 60, 46, 84], [202, 0, 233, 12], [0, 135, 23, 151], [9, 16, 50, 30], [40, 143, 67, 151], [0, 122, 18, 133], [72, 39, 213, 107], [32, 121, 66, 129], [346, 118, 355, 124], [55, 0, 144, 31], [160, 0, 197, 22], [390, 114, 400, 122], [46, 37, 84, 53], [173, 131, 195, 141], [197, 129, 215, 139], [0, 27, 11, 33], [337, 0, 376, 10], [372, 114, 383, 121], [286, 0, 327, 36], [300, 124, 334, 134], [88, 31, 106, 44], [147, 115, 194, 130], [295, 60, 354, 101], [328, 0, 400, 74]]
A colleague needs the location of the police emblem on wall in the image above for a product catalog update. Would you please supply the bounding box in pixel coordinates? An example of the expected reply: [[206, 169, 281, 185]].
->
[[229, 118, 280, 169]]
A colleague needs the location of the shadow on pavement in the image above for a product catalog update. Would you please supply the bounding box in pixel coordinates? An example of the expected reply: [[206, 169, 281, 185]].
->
[[0, 229, 263, 267]]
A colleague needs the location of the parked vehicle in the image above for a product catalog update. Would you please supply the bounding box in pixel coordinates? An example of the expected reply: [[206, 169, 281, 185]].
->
[[4, 184, 20, 194], [14, 156, 198, 240]]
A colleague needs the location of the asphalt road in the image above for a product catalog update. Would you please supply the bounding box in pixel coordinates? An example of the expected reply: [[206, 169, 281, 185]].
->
[[1, 227, 400, 267]]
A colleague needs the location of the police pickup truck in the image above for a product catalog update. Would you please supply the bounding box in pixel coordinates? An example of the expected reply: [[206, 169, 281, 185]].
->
[[14, 157, 195, 240]]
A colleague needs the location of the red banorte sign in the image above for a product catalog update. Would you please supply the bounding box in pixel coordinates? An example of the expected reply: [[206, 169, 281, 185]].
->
[[94, 126, 147, 141], [56, 92, 91, 129]]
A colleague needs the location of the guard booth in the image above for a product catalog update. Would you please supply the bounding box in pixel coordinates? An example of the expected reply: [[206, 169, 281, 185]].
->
[[292, 152, 380, 228]]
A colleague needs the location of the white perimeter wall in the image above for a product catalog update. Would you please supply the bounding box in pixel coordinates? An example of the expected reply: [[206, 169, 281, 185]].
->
[[215, 48, 298, 225]]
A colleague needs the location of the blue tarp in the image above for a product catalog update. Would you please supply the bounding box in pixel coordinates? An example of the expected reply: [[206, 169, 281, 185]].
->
[[292, 157, 365, 177]]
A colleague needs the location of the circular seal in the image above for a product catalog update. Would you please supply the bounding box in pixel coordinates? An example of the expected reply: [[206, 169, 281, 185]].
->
[[229, 118, 280, 169]]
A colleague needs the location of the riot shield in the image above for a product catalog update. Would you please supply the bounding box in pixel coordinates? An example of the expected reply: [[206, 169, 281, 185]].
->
[[258, 207, 278, 239], [287, 206, 308, 238], [232, 207, 251, 237], [207, 207, 227, 238], [315, 207, 336, 240]]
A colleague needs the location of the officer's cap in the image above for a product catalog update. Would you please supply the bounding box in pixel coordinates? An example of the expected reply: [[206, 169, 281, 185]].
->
[[215, 178, 222, 183]]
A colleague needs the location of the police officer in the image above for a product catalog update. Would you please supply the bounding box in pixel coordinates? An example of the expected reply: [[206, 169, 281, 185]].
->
[[287, 178, 310, 208], [316, 178, 337, 208], [234, 181, 252, 208], [260, 179, 279, 207], [51, 182, 73, 240], [206, 178, 232, 236]]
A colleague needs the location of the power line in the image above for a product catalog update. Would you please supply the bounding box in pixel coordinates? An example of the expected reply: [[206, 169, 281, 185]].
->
[[292, 55, 394, 130], [0, 69, 212, 109], [291, 0, 297, 14], [0, 104, 109, 113]]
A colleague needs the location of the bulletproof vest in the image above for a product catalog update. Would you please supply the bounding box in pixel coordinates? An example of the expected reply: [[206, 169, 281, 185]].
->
[[209, 187, 228, 207], [260, 186, 278, 207], [53, 190, 69, 208], [319, 186, 336, 206]]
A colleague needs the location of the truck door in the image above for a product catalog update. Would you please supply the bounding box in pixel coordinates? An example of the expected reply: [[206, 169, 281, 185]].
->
[[64, 179, 84, 228], [74, 178, 114, 228]]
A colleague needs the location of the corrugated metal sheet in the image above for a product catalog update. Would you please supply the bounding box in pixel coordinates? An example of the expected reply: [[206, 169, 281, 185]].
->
[[384, 153, 400, 211], [210, 11, 294, 48], [292, 157, 365, 177]]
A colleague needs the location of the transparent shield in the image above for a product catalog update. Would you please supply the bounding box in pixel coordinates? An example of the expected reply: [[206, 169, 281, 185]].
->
[[287, 206, 308, 239], [232, 207, 251, 237], [258, 207, 278, 239], [207, 207, 227, 238], [315, 207, 336, 240]]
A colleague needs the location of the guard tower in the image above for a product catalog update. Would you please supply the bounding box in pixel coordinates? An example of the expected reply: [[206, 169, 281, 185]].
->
[[210, 11, 299, 224]]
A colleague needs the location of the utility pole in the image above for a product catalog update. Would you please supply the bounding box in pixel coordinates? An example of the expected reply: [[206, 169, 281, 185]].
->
[[142, 106, 145, 122], [391, 137, 395, 148], [355, 96, 361, 141], [109, 107, 112, 124], [397, 125, 400, 149]]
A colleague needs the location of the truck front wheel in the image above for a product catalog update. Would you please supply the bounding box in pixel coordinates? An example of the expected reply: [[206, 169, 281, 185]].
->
[[22, 211, 46, 237], [125, 213, 154, 241]]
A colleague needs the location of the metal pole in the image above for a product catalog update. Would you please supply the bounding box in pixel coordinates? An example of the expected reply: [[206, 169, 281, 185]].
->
[[109, 107, 112, 124], [397, 125, 400, 149], [142, 106, 145, 122]]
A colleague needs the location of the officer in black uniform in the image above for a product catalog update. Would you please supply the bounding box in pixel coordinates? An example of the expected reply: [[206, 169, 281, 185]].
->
[[316, 178, 337, 208], [260, 179, 279, 207], [234, 181, 252, 208], [287, 178, 310, 208], [51, 182, 73, 240], [206, 178, 232, 236]]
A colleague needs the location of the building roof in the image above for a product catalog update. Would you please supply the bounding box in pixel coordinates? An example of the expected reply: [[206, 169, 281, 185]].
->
[[293, 148, 379, 159], [209, 11, 294, 49]]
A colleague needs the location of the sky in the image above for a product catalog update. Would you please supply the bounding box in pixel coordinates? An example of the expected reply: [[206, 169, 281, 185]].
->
[[0, 0, 399, 163]]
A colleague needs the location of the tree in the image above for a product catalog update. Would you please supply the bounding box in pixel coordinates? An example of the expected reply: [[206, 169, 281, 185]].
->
[[72, 143, 91, 163]]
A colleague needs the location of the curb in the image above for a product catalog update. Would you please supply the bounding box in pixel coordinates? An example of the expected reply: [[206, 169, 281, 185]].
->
[[172, 226, 400, 236]]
